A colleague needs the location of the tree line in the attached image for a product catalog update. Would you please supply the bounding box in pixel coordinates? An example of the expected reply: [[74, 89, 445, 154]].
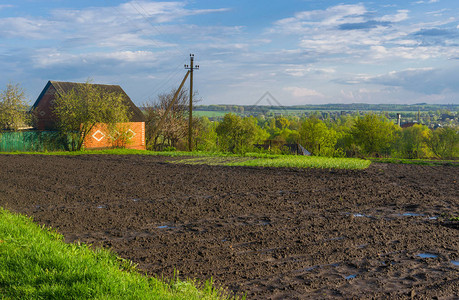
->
[[149, 111, 458, 159], [146, 90, 458, 159], [1, 83, 458, 159]]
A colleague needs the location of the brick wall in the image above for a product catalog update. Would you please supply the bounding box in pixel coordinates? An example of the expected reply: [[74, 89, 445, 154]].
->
[[83, 122, 146, 150], [34, 85, 57, 130]]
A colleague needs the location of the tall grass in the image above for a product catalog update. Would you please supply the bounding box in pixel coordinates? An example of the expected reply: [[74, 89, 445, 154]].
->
[[0, 208, 234, 299]]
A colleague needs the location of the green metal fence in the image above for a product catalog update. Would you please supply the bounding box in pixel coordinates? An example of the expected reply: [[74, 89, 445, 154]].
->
[[0, 131, 71, 152]]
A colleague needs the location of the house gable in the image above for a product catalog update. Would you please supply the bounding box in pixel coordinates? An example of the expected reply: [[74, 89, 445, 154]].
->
[[32, 80, 146, 150], [32, 80, 146, 130]]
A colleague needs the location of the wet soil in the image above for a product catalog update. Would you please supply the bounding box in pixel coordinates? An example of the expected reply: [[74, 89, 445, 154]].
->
[[0, 155, 458, 299]]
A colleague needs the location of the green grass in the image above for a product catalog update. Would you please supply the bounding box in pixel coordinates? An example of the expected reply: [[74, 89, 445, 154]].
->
[[369, 157, 458, 166], [0, 208, 235, 299], [192, 111, 229, 118], [0, 149, 209, 157], [171, 153, 370, 169], [0, 149, 371, 169], [226, 155, 371, 169]]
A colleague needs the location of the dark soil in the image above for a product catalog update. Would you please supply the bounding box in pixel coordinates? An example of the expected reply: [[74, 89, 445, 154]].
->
[[1, 154, 458, 299]]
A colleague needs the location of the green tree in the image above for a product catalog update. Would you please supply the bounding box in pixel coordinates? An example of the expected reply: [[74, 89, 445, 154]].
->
[[393, 124, 431, 159], [52, 81, 131, 151], [275, 117, 290, 130], [299, 116, 338, 156], [426, 126, 459, 159], [194, 116, 217, 151], [216, 113, 268, 153], [0, 83, 29, 131], [350, 114, 397, 156]]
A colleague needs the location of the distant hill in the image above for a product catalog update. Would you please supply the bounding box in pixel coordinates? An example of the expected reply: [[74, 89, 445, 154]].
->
[[196, 103, 458, 113]]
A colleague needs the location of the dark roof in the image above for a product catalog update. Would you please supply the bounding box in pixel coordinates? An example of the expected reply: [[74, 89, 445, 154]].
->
[[33, 80, 145, 122]]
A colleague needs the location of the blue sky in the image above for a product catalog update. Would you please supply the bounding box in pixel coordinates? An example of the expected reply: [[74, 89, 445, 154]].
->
[[1, 0, 459, 106]]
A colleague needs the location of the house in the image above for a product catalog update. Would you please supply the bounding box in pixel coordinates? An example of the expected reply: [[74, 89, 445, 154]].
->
[[32, 80, 146, 150]]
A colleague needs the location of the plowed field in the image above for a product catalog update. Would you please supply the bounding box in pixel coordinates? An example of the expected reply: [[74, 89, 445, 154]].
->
[[0, 155, 458, 299]]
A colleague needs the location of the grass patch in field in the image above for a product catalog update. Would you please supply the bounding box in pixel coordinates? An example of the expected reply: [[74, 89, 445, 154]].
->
[[226, 155, 371, 170], [0, 149, 371, 169], [171, 156, 255, 166], [0, 208, 236, 299], [369, 157, 458, 166], [171, 154, 370, 169], [0, 149, 217, 157]]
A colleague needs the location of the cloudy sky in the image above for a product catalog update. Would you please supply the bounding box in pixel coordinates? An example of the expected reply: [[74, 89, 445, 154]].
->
[[1, 0, 459, 106]]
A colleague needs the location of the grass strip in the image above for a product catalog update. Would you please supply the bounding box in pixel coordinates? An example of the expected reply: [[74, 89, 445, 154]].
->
[[0, 208, 234, 299], [0, 149, 244, 158], [226, 155, 371, 170], [0, 149, 371, 169], [369, 157, 458, 166]]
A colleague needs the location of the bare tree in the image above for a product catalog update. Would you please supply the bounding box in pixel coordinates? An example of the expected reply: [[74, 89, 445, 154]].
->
[[144, 88, 189, 150]]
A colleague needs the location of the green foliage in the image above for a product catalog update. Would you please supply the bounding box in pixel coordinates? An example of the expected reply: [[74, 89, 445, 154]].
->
[[0, 207, 235, 299], [426, 126, 459, 159], [393, 124, 431, 159], [350, 113, 398, 156], [0, 83, 29, 131], [299, 116, 338, 156], [194, 116, 218, 151], [216, 113, 268, 153], [52, 80, 131, 151]]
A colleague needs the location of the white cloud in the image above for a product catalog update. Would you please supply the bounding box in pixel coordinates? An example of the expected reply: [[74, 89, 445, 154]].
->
[[284, 66, 335, 77], [117, 1, 229, 23], [269, 3, 459, 64], [0, 5, 13, 10], [284, 87, 324, 98], [360, 67, 459, 94], [379, 10, 409, 23], [0, 17, 60, 39], [31, 49, 160, 68], [273, 4, 368, 34], [413, 0, 438, 4]]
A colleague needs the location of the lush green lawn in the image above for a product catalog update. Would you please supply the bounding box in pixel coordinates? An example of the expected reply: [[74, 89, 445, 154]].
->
[[0, 208, 233, 299]]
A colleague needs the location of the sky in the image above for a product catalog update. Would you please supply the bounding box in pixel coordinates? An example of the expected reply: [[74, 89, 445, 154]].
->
[[1, 0, 459, 106]]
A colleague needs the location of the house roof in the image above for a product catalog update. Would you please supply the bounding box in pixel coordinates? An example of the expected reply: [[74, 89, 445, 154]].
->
[[32, 80, 145, 122]]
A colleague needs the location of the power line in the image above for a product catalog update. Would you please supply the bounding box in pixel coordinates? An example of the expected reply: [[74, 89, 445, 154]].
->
[[107, 1, 191, 103], [129, 0, 187, 57]]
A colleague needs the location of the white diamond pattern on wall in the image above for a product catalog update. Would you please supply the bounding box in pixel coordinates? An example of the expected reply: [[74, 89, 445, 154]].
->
[[126, 129, 136, 139], [92, 130, 105, 142]]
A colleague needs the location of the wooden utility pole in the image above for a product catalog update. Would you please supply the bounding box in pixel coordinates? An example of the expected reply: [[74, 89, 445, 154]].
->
[[185, 54, 199, 151]]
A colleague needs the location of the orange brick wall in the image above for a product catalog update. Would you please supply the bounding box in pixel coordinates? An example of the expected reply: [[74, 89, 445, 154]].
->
[[83, 122, 145, 150]]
